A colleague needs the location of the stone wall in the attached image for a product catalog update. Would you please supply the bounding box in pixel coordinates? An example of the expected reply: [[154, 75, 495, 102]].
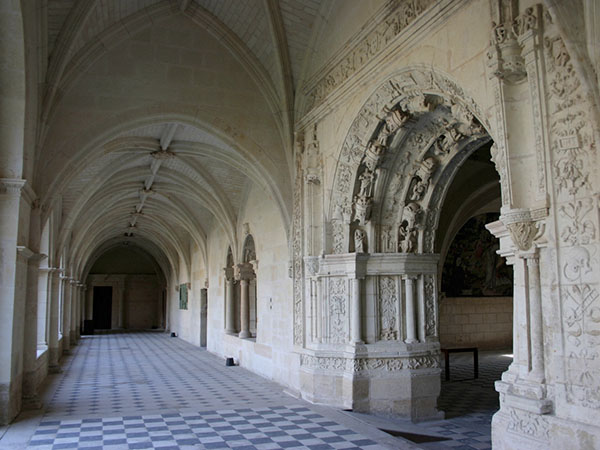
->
[[439, 297, 512, 350], [87, 274, 162, 330]]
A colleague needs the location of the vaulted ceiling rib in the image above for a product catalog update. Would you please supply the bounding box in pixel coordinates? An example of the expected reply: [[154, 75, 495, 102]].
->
[[42, 0, 322, 278]]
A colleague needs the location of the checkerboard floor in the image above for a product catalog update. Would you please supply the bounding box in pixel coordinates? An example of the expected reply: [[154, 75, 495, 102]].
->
[[14, 332, 402, 450], [30, 406, 381, 449], [3, 332, 512, 450], [417, 351, 513, 450]]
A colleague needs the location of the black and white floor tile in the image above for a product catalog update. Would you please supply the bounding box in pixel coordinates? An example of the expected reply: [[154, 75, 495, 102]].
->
[[30, 406, 380, 450], [2, 332, 511, 449]]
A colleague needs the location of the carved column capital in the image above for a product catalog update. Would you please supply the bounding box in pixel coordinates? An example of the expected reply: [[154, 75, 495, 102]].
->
[[501, 208, 548, 251], [0, 178, 26, 196], [235, 262, 255, 281], [223, 267, 234, 281]]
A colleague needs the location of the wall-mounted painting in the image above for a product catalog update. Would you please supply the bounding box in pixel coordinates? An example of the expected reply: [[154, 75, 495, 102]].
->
[[442, 213, 513, 297]]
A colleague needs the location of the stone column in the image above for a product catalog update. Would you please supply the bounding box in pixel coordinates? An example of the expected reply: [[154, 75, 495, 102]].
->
[[526, 252, 545, 382], [69, 280, 77, 345], [417, 275, 425, 342], [0, 180, 27, 424], [48, 269, 61, 371], [350, 278, 363, 344], [22, 250, 45, 409], [61, 276, 71, 352], [224, 268, 236, 335], [404, 275, 417, 343], [236, 263, 255, 339], [85, 284, 93, 320], [239, 279, 250, 338], [395, 277, 403, 341], [78, 285, 85, 333]]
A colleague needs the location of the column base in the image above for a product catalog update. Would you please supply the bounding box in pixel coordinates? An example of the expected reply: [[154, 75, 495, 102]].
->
[[300, 347, 442, 422], [0, 377, 23, 425], [239, 331, 251, 339], [22, 395, 43, 410], [225, 329, 237, 335], [48, 347, 60, 368], [48, 365, 62, 374]]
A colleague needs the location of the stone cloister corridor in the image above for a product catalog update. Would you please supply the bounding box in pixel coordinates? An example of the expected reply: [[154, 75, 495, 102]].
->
[[2, 1, 600, 449], [0, 331, 510, 449]]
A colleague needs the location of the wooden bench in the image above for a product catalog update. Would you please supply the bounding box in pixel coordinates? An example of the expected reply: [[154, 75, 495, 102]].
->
[[441, 347, 478, 381]]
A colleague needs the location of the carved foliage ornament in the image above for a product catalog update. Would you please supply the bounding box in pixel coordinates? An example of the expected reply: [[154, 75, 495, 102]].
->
[[506, 221, 539, 251], [379, 276, 397, 340], [292, 150, 304, 346], [544, 35, 594, 199], [328, 278, 348, 343]]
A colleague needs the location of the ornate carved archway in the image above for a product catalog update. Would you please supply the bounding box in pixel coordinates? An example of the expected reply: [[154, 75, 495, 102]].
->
[[328, 67, 494, 256]]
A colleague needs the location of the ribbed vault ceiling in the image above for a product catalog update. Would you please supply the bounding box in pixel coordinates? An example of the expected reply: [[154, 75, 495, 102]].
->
[[41, 0, 331, 280], [61, 121, 256, 279]]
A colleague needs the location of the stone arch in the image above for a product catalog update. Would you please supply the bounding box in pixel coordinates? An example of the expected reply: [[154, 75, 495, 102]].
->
[[328, 67, 498, 256]]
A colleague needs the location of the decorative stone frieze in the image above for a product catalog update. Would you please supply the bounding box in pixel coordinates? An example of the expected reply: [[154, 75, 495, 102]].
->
[[303, 0, 435, 113], [299, 353, 439, 373]]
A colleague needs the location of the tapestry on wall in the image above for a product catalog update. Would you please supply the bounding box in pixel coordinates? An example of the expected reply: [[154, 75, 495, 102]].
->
[[179, 284, 188, 310], [442, 213, 512, 297]]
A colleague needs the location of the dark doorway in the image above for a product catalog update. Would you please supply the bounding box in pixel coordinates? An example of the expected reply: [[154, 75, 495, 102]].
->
[[93, 286, 112, 329]]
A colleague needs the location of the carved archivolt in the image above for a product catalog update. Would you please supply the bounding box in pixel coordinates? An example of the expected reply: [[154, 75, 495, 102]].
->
[[329, 68, 492, 255]]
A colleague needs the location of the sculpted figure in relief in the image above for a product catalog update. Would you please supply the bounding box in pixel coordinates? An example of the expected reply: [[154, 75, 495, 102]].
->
[[358, 168, 376, 198], [354, 229, 366, 253], [381, 226, 394, 252], [409, 157, 436, 202], [398, 202, 420, 253]]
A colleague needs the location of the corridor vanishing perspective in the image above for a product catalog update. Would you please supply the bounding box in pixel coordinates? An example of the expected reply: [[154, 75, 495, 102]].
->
[[8, 332, 397, 449], [0, 332, 511, 449], [2, 1, 600, 449]]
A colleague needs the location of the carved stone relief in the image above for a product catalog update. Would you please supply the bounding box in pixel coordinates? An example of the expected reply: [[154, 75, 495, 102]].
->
[[559, 200, 596, 245], [545, 35, 594, 199], [354, 229, 367, 253], [398, 202, 420, 253], [292, 150, 304, 346], [507, 408, 550, 441], [328, 278, 348, 344], [329, 68, 491, 263], [424, 275, 436, 337], [379, 276, 398, 340], [303, 0, 435, 113], [300, 354, 439, 373]]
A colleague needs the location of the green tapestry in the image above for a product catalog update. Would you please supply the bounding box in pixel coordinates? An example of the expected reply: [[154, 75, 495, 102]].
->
[[179, 284, 188, 310]]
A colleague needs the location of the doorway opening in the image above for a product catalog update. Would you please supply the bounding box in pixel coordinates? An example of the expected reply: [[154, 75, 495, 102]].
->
[[93, 286, 112, 329], [436, 144, 513, 420]]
